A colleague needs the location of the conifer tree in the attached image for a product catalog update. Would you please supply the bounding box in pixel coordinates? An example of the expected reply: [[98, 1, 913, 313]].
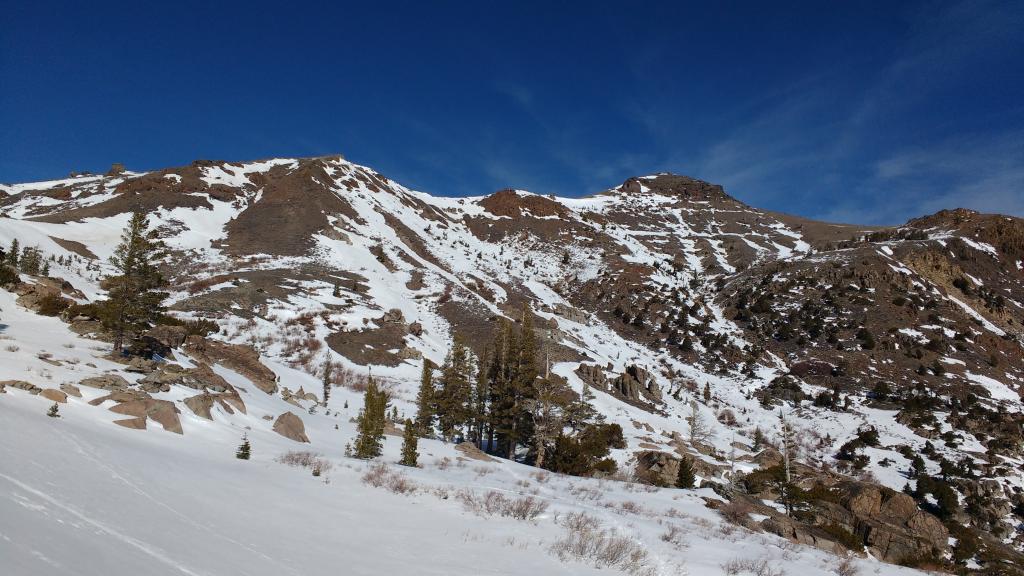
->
[[399, 418, 419, 467], [414, 358, 435, 437], [47, 402, 61, 418], [321, 356, 332, 407], [703, 382, 712, 403], [471, 348, 490, 448], [5, 239, 19, 268], [353, 377, 388, 458], [99, 213, 167, 351], [437, 337, 473, 442], [236, 434, 251, 460], [676, 456, 696, 488]]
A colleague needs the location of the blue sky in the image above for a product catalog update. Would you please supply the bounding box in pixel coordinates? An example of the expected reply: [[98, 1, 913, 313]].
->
[[1, 1, 1021, 224]]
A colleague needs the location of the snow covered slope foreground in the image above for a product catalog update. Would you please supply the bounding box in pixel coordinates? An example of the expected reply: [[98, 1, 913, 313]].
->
[[2, 156, 1024, 573], [0, 337, 919, 576]]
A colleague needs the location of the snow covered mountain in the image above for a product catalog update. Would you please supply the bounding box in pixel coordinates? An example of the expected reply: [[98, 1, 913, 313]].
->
[[1, 156, 1022, 575]]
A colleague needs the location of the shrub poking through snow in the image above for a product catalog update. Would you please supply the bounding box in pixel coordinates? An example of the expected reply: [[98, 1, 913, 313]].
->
[[454, 489, 549, 522], [47, 402, 61, 418], [549, 514, 654, 576], [361, 462, 418, 495]]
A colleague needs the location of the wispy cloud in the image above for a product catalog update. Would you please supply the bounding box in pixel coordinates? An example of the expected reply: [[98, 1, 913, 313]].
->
[[641, 0, 1024, 225]]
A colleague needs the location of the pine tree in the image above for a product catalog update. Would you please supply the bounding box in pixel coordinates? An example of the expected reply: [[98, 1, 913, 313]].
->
[[332, 283, 340, 297], [399, 418, 419, 467], [353, 377, 388, 459], [752, 427, 766, 452], [5, 239, 19, 268], [414, 358, 435, 437], [99, 213, 167, 351], [702, 382, 711, 403], [321, 356, 332, 407], [676, 456, 696, 488], [437, 337, 473, 442], [236, 434, 251, 459], [471, 348, 490, 448], [47, 402, 61, 418]]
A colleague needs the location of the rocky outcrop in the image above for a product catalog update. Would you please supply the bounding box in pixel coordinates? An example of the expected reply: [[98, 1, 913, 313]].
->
[[841, 483, 948, 563], [139, 362, 232, 393], [182, 336, 277, 394], [0, 380, 42, 395], [612, 365, 662, 403], [108, 398, 183, 434], [575, 363, 662, 406], [754, 481, 949, 564], [272, 412, 309, 443]]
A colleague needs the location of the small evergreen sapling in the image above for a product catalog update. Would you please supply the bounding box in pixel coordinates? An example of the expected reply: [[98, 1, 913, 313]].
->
[[47, 402, 61, 418], [399, 419, 419, 467], [236, 434, 251, 460], [676, 456, 696, 489], [321, 356, 332, 407]]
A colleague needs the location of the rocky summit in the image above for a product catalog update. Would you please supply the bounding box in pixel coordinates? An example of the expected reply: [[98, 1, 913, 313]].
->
[[1, 156, 1023, 575]]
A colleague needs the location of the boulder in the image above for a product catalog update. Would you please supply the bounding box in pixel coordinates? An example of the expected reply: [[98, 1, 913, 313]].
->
[[143, 325, 188, 349], [79, 374, 130, 392], [60, 383, 82, 397], [125, 357, 157, 373], [407, 322, 423, 337], [272, 412, 309, 443], [380, 308, 405, 324], [40, 389, 68, 403]]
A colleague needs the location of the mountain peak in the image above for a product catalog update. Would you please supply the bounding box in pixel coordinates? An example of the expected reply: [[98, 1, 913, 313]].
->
[[615, 173, 736, 203]]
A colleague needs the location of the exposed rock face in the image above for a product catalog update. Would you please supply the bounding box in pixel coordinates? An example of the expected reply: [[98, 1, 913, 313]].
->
[[40, 389, 68, 403], [182, 336, 277, 394], [183, 392, 244, 420], [754, 481, 949, 564], [841, 484, 948, 563], [272, 412, 309, 443], [109, 398, 183, 434]]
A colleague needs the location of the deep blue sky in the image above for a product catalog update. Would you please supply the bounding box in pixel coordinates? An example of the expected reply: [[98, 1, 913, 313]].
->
[[2, 1, 1022, 224]]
